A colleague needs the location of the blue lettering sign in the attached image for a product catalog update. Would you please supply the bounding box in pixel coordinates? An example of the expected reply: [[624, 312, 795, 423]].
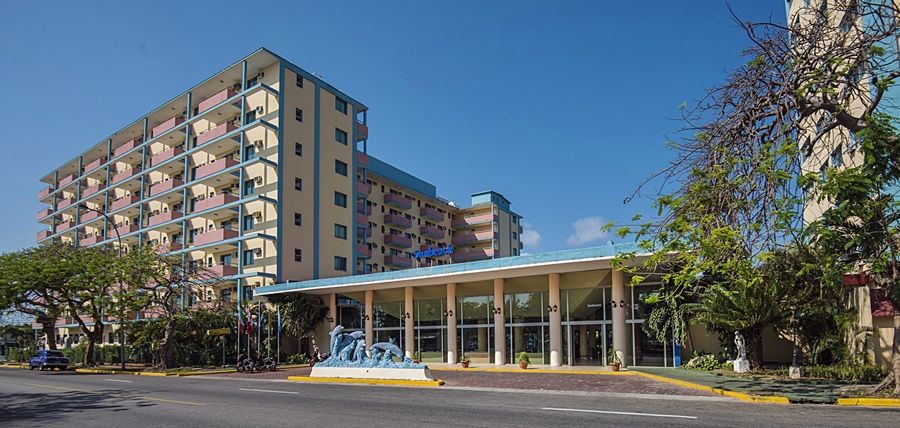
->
[[414, 245, 454, 260]]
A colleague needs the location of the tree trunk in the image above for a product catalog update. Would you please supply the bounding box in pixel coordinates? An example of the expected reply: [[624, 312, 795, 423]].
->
[[39, 317, 57, 350], [83, 323, 104, 366], [159, 318, 176, 369]]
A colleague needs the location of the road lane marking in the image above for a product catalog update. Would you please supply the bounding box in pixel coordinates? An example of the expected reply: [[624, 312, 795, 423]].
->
[[239, 388, 299, 395], [137, 396, 206, 406], [542, 407, 698, 420], [103, 378, 133, 383], [21, 382, 205, 406]]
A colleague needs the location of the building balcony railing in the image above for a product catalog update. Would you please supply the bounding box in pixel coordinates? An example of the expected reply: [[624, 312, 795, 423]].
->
[[154, 242, 182, 253], [356, 121, 368, 141], [195, 158, 238, 180], [113, 224, 139, 237], [82, 183, 106, 197], [58, 174, 77, 188], [356, 150, 368, 167], [207, 264, 239, 278], [196, 122, 238, 147], [55, 220, 75, 233], [357, 243, 371, 258], [148, 210, 183, 227], [356, 213, 368, 226], [80, 210, 101, 223], [152, 115, 185, 138], [198, 88, 237, 114], [149, 179, 184, 197], [36, 230, 51, 241], [83, 157, 106, 174], [79, 235, 102, 247], [383, 194, 412, 210], [356, 203, 372, 215], [383, 213, 412, 229], [451, 213, 497, 228], [150, 147, 184, 167], [38, 186, 53, 200], [112, 166, 141, 184], [358, 225, 372, 238], [57, 197, 76, 210], [110, 195, 140, 211], [36, 208, 52, 220], [420, 207, 444, 222], [193, 229, 238, 246], [452, 248, 494, 262], [357, 181, 372, 195], [113, 139, 141, 157], [384, 254, 412, 268], [420, 225, 444, 239], [452, 231, 496, 246], [194, 193, 238, 212], [384, 234, 412, 248]]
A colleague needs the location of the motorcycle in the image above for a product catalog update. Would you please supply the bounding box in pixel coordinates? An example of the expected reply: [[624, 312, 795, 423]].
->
[[236, 354, 257, 373], [261, 356, 277, 372]]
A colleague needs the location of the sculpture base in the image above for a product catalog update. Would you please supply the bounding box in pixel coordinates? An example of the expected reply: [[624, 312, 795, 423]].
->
[[733, 358, 750, 373], [789, 365, 802, 379], [310, 366, 434, 381]]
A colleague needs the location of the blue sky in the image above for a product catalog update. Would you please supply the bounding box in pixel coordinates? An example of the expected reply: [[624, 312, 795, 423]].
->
[[0, 0, 785, 253]]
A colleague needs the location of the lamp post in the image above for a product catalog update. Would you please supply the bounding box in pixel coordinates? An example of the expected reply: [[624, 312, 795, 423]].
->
[[79, 203, 126, 370]]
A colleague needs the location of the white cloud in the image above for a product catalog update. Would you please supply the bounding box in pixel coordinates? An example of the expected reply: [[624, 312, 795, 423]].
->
[[520, 221, 541, 249], [566, 216, 610, 246]]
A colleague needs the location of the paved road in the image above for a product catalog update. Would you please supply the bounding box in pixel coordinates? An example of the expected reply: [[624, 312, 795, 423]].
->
[[1, 369, 897, 427]]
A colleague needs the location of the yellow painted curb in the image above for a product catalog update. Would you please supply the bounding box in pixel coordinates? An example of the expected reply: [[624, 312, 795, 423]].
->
[[837, 398, 900, 407], [287, 375, 443, 388], [136, 372, 172, 377], [74, 368, 173, 376], [633, 371, 790, 404], [432, 367, 635, 376], [0, 364, 28, 369], [175, 369, 237, 377]]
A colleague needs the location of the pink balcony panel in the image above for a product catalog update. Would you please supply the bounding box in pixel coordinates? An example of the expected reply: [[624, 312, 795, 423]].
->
[[110, 195, 140, 211], [356, 121, 368, 141], [384, 213, 412, 229], [150, 147, 184, 167], [452, 231, 496, 245], [152, 115, 185, 138], [356, 151, 368, 167], [357, 181, 372, 195], [198, 88, 237, 113], [113, 139, 141, 157], [193, 229, 238, 246], [79, 235, 102, 247], [83, 157, 106, 174], [384, 255, 412, 268], [113, 224, 139, 237], [36, 230, 52, 241], [57, 197, 76, 210], [194, 193, 238, 212], [55, 221, 75, 233], [80, 210, 101, 223], [356, 213, 368, 226], [207, 264, 238, 277], [384, 193, 411, 210], [452, 249, 495, 262], [384, 234, 412, 248], [82, 183, 106, 197], [420, 225, 444, 239], [420, 207, 444, 221], [148, 210, 183, 227], [155, 242, 182, 253], [197, 123, 238, 146], [356, 202, 372, 215], [112, 166, 141, 184], [58, 174, 77, 188], [149, 179, 184, 196], [38, 186, 53, 200], [451, 213, 497, 228], [195, 158, 238, 179], [36, 208, 52, 220], [357, 244, 371, 258]]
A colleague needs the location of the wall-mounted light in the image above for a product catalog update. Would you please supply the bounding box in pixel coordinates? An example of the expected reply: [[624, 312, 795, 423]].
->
[[364, 314, 370, 321], [404, 312, 411, 319], [619, 300, 625, 308], [492, 307, 502, 315], [326, 316, 334, 323], [611, 301, 617, 308], [443, 310, 454, 317], [546, 304, 559, 313]]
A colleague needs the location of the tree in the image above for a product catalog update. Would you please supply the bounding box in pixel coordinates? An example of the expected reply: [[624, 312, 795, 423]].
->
[[273, 294, 328, 356]]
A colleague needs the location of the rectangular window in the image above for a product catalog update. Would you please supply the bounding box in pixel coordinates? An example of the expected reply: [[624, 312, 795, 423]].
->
[[296, 74, 303, 88], [295, 177, 303, 191], [830, 145, 843, 168], [294, 248, 302, 262], [294, 212, 302, 226], [295, 108, 303, 122], [335, 159, 348, 176], [295, 143, 303, 156], [512, 232, 518, 239], [243, 179, 255, 196], [335, 98, 348, 114], [243, 145, 257, 160], [334, 191, 347, 208], [242, 214, 254, 231], [242, 250, 255, 266], [334, 256, 347, 271], [335, 128, 348, 145], [334, 223, 348, 239]]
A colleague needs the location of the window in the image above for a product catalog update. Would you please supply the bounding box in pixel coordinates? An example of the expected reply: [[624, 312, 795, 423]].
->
[[334, 256, 348, 271], [295, 143, 303, 156], [335, 128, 348, 145], [830, 145, 843, 168], [334, 223, 348, 239], [295, 177, 303, 191], [334, 191, 347, 208], [243, 179, 255, 196], [295, 108, 303, 122], [243, 145, 257, 160], [512, 232, 518, 239], [294, 212, 302, 226], [819, 162, 828, 182], [335, 98, 348, 114], [242, 214, 254, 231], [335, 159, 348, 176], [242, 250, 255, 266], [294, 248, 302, 262], [296, 74, 303, 88]]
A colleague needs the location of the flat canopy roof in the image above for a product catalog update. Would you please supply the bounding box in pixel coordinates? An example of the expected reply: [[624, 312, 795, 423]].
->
[[255, 243, 646, 297]]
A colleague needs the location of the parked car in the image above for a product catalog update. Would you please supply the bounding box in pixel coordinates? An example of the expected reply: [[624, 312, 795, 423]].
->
[[29, 350, 69, 371]]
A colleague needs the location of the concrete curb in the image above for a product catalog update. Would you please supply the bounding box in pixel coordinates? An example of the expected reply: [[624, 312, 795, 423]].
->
[[174, 369, 239, 377], [287, 375, 443, 388], [0, 364, 27, 369], [836, 398, 900, 407], [631, 371, 791, 404], [74, 368, 173, 376]]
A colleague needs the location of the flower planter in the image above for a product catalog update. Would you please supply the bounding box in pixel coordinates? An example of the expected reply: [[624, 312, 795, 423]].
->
[[608, 363, 620, 372], [460, 361, 470, 368], [519, 362, 528, 370]]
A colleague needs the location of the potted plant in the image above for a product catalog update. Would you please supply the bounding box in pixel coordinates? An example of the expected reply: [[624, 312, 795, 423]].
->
[[413, 351, 421, 364], [518, 352, 530, 369], [607, 348, 621, 372], [459, 353, 471, 368]]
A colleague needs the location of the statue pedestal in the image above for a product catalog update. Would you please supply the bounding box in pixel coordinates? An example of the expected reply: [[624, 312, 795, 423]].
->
[[733, 358, 750, 373], [310, 366, 435, 381], [789, 365, 802, 379]]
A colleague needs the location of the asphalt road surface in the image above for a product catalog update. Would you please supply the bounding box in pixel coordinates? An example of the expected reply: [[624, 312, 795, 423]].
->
[[1, 368, 897, 427]]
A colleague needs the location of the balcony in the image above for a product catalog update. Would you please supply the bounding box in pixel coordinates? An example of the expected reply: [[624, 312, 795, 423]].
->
[[112, 166, 141, 184], [194, 193, 238, 212], [420, 225, 444, 239], [357, 181, 372, 195], [55, 220, 75, 233], [38, 186, 53, 200], [152, 115, 185, 138], [207, 264, 239, 278], [36, 230, 51, 241], [113, 224, 139, 237], [79, 235, 102, 247], [80, 210, 101, 223], [82, 183, 105, 197], [83, 157, 106, 174], [420, 207, 444, 221], [155, 242, 182, 253], [356, 202, 372, 216], [356, 121, 368, 141], [150, 147, 184, 167], [357, 243, 371, 258], [58, 174, 77, 188], [358, 225, 372, 238], [384, 234, 412, 248], [384, 193, 412, 210], [384, 214, 412, 229], [451, 213, 497, 228], [356, 150, 368, 167], [193, 229, 238, 246], [384, 254, 412, 268], [452, 249, 495, 263], [110, 195, 140, 211], [148, 210, 183, 227], [113, 139, 141, 157], [195, 158, 238, 180], [198, 88, 238, 113], [452, 231, 496, 245], [149, 179, 184, 197], [57, 197, 76, 210], [36, 208, 52, 220], [196, 123, 238, 147]]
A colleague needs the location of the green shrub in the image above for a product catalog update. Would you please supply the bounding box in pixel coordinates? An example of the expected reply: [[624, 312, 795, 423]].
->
[[685, 353, 723, 371], [285, 353, 309, 365], [800, 363, 887, 382], [518, 351, 530, 365]]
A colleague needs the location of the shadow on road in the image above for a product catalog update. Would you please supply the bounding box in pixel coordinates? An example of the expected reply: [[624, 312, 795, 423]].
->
[[0, 389, 156, 425]]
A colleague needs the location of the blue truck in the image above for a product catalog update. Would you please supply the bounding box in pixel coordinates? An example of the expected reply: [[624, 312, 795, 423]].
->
[[29, 350, 69, 371]]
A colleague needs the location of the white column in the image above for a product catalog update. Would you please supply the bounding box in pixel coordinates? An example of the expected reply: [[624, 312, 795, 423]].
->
[[327, 293, 337, 332], [446, 283, 457, 364], [365, 290, 374, 357], [548, 273, 562, 366], [404, 286, 414, 358], [493, 278, 506, 365], [611, 269, 627, 367]]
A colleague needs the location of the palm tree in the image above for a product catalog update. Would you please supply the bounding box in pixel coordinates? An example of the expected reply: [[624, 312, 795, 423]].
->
[[279, 294, 328, 356]]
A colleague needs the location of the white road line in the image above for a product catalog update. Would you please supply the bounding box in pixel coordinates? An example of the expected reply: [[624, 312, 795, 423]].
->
[[103, 378, 133, 383], [542, 407, 698, 420], [239, 388, 299, 395]]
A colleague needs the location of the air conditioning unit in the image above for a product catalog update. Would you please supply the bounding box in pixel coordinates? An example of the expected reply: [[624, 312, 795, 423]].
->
[[257, 72, 265, 79], [253, 140, 263, 148], [197, 195, 206, 201], [253, 248, 262, 256], [252, 212, 262, 220], [254, 177, 263, 185], [256, 106, 264, 114]]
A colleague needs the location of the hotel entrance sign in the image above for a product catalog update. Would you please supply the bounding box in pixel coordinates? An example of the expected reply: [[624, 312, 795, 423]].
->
[[414, 245, 454, 260]]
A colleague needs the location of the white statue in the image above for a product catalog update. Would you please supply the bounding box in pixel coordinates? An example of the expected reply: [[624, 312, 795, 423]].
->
[[733, 331, 749, 373]]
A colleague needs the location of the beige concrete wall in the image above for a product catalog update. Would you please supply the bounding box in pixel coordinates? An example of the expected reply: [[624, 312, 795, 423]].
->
[[316, 87, 355, 278]]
